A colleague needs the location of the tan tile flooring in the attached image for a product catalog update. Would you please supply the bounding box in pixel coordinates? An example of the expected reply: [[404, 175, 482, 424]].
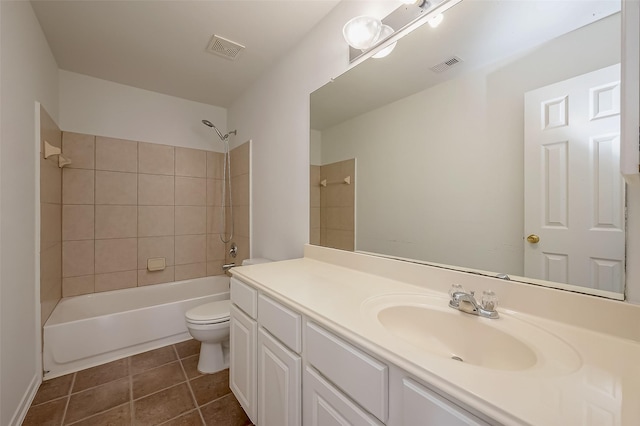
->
[[24, 340, 252, 425]]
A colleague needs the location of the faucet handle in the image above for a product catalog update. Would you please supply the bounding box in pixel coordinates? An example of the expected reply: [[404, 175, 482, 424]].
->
[[481, 290, 498, 311], [449, 284, 465, 298]]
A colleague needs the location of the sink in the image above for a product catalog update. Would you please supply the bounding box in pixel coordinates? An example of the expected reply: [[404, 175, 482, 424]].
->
[[363, 293, 581, 374]]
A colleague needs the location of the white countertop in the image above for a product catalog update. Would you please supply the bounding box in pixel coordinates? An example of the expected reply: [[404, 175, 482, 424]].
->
[[232, 246, 640, 426]]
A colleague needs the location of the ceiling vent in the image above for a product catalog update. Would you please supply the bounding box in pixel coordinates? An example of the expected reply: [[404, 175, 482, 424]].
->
[[429, 56, 463, 73], [206, 35, 245, 61]]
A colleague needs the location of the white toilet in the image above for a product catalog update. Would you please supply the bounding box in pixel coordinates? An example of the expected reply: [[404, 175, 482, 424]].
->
[[185, 258, 271, 374], [185, 299, 231, 374]]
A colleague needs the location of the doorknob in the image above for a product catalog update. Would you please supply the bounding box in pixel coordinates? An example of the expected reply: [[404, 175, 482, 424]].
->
[[527, 234, 540, 244]]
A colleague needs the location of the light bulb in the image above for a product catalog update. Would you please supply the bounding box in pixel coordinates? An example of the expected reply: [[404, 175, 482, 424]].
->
[[372, 25, 396, 59], [343, 16, 382, 50], [428, 13, 444, 28]]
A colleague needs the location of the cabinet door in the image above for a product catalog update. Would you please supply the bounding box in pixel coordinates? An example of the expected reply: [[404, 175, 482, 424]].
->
[[303, 366, 383, 426], [402, 378, 491, 426], [258, 328, 301, 426], [230, 304, 257, 424]]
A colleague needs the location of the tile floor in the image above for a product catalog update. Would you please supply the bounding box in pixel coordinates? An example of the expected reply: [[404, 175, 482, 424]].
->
[[23, 340, 252, 425]]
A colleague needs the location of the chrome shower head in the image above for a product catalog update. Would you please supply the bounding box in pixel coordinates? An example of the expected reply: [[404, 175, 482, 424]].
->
[[202, 119, 227, 141]]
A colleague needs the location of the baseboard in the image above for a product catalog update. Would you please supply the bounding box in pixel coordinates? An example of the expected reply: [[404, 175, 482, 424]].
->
[[9, 372, 41, 426]]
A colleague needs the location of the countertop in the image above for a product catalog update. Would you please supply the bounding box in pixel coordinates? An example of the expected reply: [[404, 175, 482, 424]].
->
[[232, 246, 640, 426]]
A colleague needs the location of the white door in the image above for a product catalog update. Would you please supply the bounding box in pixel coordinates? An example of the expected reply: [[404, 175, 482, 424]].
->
[[524, 64, 625, 293]]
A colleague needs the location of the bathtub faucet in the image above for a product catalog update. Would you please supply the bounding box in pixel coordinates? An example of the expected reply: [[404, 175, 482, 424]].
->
[[222, 263, 236, 272]]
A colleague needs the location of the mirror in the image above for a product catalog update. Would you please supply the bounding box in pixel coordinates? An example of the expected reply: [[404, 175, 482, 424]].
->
[[310, 0, 625, 298]]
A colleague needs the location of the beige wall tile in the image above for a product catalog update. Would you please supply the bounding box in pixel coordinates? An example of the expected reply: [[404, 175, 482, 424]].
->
[[325, 207, 354, 231], [96, 136, 138, 172], [95, 171, 137, 205], [207, 206, 224, 235], [207, 235, 226, 261], [175, 263, 206, 281], [41, 159, 62, 204], [139, 142, 174, 175], [207, 152, 224, 179], [325, 229, 354, 251], [310, 227, 320, 245], [63, 275, 95, 297], [206, 261, 225, 277], [63, 169, 94, 204], [62, 132, 95, 169], [63, 240, 94, 277], [206, 179, 223, 206], [231, 173, 249, 206], [95, 205, 137, 239], [95, 270, 137, 292], [41, 243, 62, 300], [138, 206, 174, 237], [95, 238, 137, 274], [138, 174, 174, 206], [175, 147, 206, 177], [175, 177, 206, 206], [231, 142, 250, 177], [41, 202, 62, 250], [138, 236, 175, 269], [138, 267, 175, 286], [310, 207, 320, 230], [233, 204, 250, 238], [63, 205, 94, 241], [175, 235, 206, 265], [175, 206, 206, 235]]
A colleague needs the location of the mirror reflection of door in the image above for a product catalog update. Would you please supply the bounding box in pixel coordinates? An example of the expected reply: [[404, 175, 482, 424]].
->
[[524, 64, 625, 293]]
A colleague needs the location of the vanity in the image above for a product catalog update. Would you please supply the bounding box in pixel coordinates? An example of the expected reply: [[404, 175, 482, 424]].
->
[[229, 245, 640, 426]]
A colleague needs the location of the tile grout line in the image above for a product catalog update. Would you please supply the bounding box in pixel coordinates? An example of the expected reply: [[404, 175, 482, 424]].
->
[[60, 372, 76, 426], [173, 344, 206, 425], [129, 356, 135, 425]]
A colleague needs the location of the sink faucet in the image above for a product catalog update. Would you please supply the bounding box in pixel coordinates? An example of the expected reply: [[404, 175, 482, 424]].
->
[[448, 285, 499, 319]]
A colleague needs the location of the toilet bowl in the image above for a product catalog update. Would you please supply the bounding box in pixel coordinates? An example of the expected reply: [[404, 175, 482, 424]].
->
[[185, 299, 231, 374]]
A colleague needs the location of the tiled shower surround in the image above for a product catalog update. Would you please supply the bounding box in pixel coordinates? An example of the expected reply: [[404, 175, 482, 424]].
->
[[60, 133, 249, 297], [310, 159, 355, 251]]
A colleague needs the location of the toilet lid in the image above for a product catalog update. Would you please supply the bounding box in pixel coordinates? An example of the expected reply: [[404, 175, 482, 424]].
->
[[186, 300, 231, 323]]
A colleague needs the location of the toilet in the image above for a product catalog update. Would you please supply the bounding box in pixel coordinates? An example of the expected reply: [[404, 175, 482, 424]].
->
[[185, 258, 271, 374]]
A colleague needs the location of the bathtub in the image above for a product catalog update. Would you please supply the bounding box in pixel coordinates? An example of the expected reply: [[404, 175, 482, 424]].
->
[[43, 276, 229, 379]]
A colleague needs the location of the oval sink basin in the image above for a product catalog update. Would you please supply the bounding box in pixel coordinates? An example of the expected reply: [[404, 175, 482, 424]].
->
[[363, 293, 581, 374], [378, 305, 536, 370]]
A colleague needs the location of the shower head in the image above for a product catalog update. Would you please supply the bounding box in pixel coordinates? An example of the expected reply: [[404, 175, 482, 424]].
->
[[202, 119, 230, 141]]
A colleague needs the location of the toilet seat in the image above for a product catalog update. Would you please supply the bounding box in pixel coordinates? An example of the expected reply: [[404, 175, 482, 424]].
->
[[186, 300, 231, 325]]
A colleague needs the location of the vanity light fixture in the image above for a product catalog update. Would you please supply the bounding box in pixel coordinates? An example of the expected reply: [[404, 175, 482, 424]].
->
[[342, 15, 383, 51], [345, 0, 458, 63], [428, 13, 444, 28]]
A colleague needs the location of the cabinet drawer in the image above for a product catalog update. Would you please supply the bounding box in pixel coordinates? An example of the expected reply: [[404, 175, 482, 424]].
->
[[402, 378, 491, 426], [306, 322, 388, 422], [230, 277, 257, 319], [258, 294, 302, 353], [304, 366, 383, 426]]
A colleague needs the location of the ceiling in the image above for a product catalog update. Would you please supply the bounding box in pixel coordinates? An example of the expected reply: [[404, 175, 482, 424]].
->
[[31, 0, 341, 108]]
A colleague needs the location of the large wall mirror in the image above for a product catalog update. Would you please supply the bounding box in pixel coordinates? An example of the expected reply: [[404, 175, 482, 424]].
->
[[310, 0, 626, 299]]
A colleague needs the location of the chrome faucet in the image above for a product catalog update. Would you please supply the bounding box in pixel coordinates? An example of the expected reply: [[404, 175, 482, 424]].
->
[[448, 285, 499, 319], [222, 263, 236, 273]]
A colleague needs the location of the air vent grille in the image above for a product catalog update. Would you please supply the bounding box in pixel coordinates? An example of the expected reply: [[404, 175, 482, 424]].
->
[[206, 35, 245, 61], [429, 56, 463, 73]]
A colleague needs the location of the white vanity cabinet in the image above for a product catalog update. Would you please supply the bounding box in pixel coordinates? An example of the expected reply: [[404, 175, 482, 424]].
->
[[230, 276, 497, 426], [230, 277, 302, 426]]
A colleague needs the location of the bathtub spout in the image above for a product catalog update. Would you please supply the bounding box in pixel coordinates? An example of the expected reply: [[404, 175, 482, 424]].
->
[[222, 263, 236, 272]]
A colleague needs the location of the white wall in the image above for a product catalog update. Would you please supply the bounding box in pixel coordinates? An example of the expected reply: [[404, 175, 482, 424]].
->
[[228, 0, 397, 261], [0, 2, 59, 424], [59, 70, 227, 151]]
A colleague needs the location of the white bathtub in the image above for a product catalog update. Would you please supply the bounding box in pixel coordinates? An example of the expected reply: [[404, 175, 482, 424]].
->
[[43, 276, 229, 379]]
